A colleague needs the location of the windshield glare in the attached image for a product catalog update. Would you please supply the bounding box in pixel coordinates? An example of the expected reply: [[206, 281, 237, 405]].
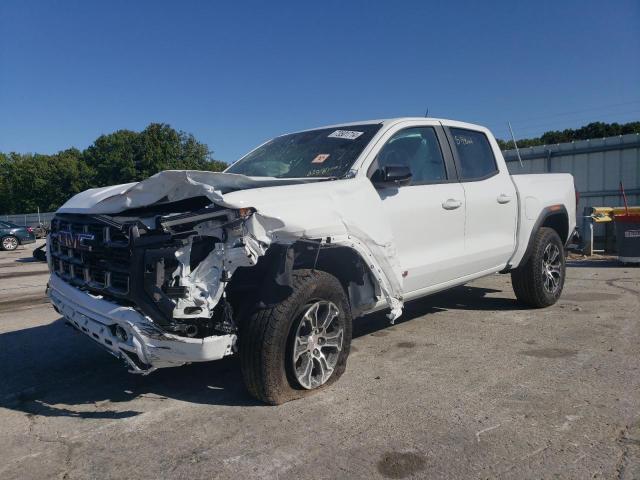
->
[[226, 124, 382, 178]]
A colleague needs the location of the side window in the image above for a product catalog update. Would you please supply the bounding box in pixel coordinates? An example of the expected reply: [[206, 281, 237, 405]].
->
[[449, 128, 498, 180], [374, 127, 447, 184]]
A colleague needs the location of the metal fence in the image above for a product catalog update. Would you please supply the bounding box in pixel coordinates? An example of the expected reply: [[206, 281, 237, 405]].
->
[[2, 211, 55, 227], [502, 133, 640, 244]]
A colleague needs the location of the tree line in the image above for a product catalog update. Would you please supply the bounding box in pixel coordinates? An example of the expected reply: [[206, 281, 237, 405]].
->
[[0, 123, 226, 215], [496, 121, 640, 150]]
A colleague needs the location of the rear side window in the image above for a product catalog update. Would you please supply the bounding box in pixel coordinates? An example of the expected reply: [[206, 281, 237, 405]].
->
[[449, 128, 498, 180]]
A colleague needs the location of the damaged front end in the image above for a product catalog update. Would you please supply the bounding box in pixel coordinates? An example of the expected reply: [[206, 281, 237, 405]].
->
[[47, 196, 266, 371], [47, 171, 406, 374]]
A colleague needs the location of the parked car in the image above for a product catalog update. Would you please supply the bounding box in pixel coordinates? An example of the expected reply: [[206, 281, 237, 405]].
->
[[46, 117, 576, 404], [0, 221, 36, 251]]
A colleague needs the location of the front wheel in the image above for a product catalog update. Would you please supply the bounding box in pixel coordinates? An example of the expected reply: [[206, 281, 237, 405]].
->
[[239, 269, 352, 405], [511, 227, 566, 307], [1, 236, 19, 251]]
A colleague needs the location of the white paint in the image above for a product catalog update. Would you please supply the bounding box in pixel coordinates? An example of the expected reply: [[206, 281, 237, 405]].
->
[[476, 424, 501, 443], [460, 172, 518, 273], [48, 274, 235, 371], [508, 174, 577, 267], [378, 182, 467, 292]]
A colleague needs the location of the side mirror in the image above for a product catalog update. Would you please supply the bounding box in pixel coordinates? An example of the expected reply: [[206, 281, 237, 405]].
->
[[371, 165, 412, 187]]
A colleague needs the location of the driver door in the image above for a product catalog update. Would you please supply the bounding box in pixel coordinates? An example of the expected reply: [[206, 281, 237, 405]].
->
[[369, 124, 467, 294]]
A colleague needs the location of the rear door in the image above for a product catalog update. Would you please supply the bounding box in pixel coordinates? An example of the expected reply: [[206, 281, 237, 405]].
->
[[368, 122, 467, 293], [444, 126, 517, 273]]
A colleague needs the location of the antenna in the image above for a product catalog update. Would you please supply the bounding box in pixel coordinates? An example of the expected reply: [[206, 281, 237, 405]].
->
[[507, 121, 524, 169], [424, 108, 429, 118]]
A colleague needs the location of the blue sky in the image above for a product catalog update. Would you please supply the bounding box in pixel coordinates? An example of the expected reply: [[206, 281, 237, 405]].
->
[[1, 0, 639, 162]]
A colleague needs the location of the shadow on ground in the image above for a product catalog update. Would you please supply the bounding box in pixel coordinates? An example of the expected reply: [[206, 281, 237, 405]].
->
[[0, 284, 522, 417], [567, 259, 636, 268], [14, 257, 38, 264], [352, 284, 525, 338]]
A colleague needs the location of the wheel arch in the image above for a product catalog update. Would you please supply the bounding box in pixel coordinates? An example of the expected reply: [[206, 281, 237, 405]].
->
[[520, 206, 569, 266], [226, 240, 380, 319], [306, 243, 380, 317]]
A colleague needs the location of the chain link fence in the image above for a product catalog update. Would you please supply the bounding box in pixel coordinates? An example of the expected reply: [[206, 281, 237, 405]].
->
[[2, 211, 55, 227]]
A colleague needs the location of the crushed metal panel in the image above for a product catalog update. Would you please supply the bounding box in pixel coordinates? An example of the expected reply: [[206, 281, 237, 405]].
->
[[57, 171, 322, 214], [57, 170, 406, 324]]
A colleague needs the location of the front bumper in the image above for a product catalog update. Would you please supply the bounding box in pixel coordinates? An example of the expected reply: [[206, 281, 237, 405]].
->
[[47, 273, 236, 373]]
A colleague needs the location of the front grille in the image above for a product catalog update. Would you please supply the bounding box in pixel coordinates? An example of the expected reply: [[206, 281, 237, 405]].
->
[[50, 216, 133, 298]]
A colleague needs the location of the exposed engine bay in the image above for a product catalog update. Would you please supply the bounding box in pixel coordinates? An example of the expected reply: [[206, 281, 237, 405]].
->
[[49, 196, 267, 339]]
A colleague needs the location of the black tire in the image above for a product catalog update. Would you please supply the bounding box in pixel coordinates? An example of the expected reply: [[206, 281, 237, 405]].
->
[[1, 235, 19, 251], [511, 227, 566, 308], [239, 269, 352, 405]]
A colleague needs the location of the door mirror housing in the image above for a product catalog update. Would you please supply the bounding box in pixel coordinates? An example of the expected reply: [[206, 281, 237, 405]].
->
[[371, 165, 412, 187]]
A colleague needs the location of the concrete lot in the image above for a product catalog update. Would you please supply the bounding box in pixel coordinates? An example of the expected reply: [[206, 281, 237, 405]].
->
[[0, 240, 639, 479]]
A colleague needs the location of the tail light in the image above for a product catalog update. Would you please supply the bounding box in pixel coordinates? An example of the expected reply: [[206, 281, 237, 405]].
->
[[26, 227, 34, 233]]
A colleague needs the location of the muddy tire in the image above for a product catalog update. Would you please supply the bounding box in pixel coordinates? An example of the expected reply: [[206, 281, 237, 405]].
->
[[511, 227, 566, 308], [239, 269, 352, 405], [1, 236, 19, 251]]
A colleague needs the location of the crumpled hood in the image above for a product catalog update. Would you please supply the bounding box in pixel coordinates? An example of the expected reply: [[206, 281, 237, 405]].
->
[[56, 169, 405, 320], [57, 170, 315, 214]]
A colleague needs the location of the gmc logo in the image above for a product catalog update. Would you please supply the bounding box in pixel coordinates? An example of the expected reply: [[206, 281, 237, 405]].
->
[[57, 231, 95, 251]]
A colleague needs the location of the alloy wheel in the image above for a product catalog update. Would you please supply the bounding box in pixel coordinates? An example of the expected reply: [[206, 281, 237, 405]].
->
[[2, 237, 18, 250], [541, 243, 562, 294], [291, 300, 344, 390]]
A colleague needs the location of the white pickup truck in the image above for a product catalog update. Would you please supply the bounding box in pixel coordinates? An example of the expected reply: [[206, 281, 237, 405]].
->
[[47, 118, 576, 404]]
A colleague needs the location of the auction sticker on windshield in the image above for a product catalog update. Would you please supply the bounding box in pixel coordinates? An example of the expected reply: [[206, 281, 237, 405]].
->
[[328, 130, 364, 140], [312, 154, 330, 164]]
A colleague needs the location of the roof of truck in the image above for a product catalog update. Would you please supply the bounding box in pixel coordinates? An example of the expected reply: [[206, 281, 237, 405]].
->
[[293, 117, 490, 134]]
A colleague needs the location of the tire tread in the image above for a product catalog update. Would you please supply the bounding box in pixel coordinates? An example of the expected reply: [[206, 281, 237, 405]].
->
[[511, 227, 565, 308], [239, 269, 351, 405]]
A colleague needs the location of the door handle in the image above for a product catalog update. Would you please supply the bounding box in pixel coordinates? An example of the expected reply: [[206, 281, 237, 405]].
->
[[442, 198, 462, 210], [497, 193, 512, 204]]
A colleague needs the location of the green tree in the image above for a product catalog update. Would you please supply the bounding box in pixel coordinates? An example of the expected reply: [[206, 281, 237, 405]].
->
[[83, 129, 140, 186], [46, 148, 95, 211], [0, 149, 94, 213], [1, 123, 226, 214], [84, 123, 226, 186], [0, 153, 14, 213], [498, 121, 640, 150]]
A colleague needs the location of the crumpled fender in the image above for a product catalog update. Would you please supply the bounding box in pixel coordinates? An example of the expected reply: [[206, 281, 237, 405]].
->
[[57, 170, 405, 321], [223, 178, 404, 319]]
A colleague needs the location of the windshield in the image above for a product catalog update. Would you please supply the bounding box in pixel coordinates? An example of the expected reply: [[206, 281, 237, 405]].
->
[[226, 124, 382, 178]]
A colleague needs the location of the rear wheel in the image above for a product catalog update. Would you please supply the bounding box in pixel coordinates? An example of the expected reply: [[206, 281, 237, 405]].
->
[[511, 227, 566, 307], [239, 269, 352, 405], [1, 236, 19, 251]]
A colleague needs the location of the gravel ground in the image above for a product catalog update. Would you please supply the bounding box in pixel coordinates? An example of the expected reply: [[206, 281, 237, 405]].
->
[[0, 240, 639, 479]]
